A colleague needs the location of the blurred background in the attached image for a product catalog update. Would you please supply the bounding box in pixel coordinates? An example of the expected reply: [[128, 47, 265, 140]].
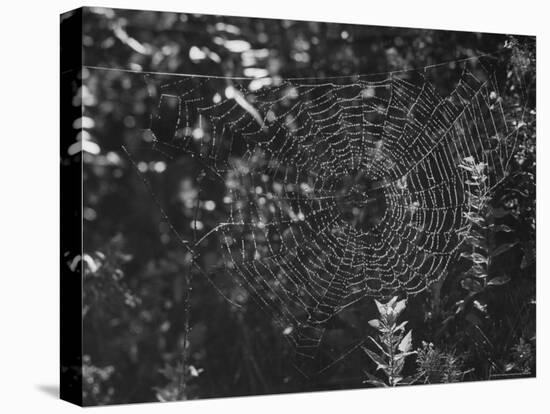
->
[[76, 7, 535, 405]]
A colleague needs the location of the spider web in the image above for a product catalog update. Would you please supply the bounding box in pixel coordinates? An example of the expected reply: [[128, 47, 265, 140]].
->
[[116, 51, 524, 373]]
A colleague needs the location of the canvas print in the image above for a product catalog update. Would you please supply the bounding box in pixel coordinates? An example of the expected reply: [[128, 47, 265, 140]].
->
[[60, 6, 536, 406]]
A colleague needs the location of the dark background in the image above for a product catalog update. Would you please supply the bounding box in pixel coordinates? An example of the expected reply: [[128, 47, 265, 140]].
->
[[77, 7, 536, 405]]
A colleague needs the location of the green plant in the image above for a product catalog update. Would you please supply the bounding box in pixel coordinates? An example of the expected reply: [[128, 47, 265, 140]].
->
[[82, 234, 140, 319], [457, 156, 491, 296], [504, 337, 535, 375], [363, 297, 415, 387], [415, 342, 465, 384]]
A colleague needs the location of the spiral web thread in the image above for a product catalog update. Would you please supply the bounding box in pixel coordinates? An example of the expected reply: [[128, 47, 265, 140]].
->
[[128, 53, 524, 368]]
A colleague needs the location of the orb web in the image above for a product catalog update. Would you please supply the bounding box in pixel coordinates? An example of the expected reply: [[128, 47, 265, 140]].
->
[[128, 53, 523, 370]]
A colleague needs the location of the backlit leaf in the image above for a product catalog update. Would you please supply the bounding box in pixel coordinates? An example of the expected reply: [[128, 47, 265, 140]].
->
[[398, 330, 413, 353]]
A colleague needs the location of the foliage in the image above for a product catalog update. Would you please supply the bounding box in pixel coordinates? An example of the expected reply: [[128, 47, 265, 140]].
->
[[415, 342, 465, 384], [457, 156, 490, 296], [82, 355, 115, 405], [82, 235, 140, 319], [504, 337, 535, 376], [363, 297, 415, 387], [364, 300, 470, 386]]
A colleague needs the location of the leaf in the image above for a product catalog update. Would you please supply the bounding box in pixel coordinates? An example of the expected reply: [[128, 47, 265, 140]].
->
[[463, 211, 485, 225], [455, 299, 466, 313], [470, 252, 488, 264], [394, 351, 416, 361], [504, 363, 515, 372], [394, 357, 406, 376], [398, 330, 413, 353], [363, 347, 389, 371], [490, 224, 514, 233], [369, 336, 389, 356], [393, 299, 407, 318], [473, 300, 487, 313], [465, 264, 487, 279], [399, 375, 419, 385], [374, 299, 386, 317], [394, 321, 408, 332], [487, 275, 511, 286], [368, 319, 381, 329], [83, 254, 100, 273], [189, 365, 203, 377], [387, 296, 399, 309], [363, 371, 388, 387], [458, 164, 474, 172], [490, 241, 518, 257], [366, 379, 388, 387], [385, 309, 397, 325]]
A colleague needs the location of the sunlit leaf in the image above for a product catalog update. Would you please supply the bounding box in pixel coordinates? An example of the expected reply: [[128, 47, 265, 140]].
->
[[368, 319, 381, 329], [398, 330, 413, 353], [374, 299, 386, 317], [393, 299, 407, 317], [387, 296, 399, 308]]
